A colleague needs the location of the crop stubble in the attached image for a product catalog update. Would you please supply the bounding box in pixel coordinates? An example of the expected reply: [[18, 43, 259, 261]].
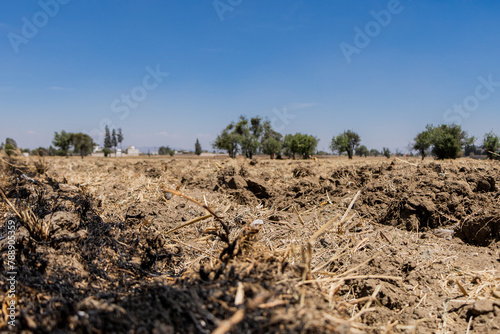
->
[[0, 155, 499, 333]]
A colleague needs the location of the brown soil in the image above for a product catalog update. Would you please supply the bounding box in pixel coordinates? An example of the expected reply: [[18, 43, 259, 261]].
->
[[1, 155, 499, 333]]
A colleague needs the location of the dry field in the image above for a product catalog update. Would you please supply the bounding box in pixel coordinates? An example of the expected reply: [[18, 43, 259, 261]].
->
[[1, 155, 499, 333]]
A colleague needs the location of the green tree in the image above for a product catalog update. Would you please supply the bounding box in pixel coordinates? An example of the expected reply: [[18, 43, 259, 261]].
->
[[52, 131, 71, 157], [117, 128, 124, 151], [47, 146, 57, 156], [483, 131, 500, 159], [104, 126, 112, 150], [429, 124, 471, 160], [3, 143, 17, 156], [213, 123, 240, 158], [355, 145, 369, 157], [71, 133, 94, 159], [102, 148, 112, 157], [283, 133, 317, 159], [2, 138, 18, 156], [413, 128, 432, 160], [158, 146, 174, 156], [236, 116, 262, 159], [213, 115, 275, 159], [296, 133, 318, 159], [330, 130, 360, 159], [283, 134, 297, 159], [382, 147, 391, 159], [369, 149, 380, 157], [463, 136, 476, 157], [195, 138, 202, 156], [32, 147, 48, 156], [111, 129, 118, 155], [261, 121, 283, 159], [5, 138, 17, 148]]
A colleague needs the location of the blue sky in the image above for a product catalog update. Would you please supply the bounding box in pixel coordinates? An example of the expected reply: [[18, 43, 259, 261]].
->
[[1, 0, 500, 152]]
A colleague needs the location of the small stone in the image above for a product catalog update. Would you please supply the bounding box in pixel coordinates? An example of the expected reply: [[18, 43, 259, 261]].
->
[[58, 184, 78, 193], [250, 219, 264, 228]]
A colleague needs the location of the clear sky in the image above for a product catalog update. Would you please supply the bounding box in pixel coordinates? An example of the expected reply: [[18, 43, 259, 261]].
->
[[1, 0, 500, 153]]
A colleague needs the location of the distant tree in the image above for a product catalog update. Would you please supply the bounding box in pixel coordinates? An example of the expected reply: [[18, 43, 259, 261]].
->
[[104, 126, 112, 150], [117, 128, 124, 150], [5, 138, 17, 148], [283, 133, 318, 159], [214, 115, 281, 159], [111, 129, 118, 155], [195, 139, 202, 156], [330, 130, 360, 159], [283, 134, 297, 159], [102, 148, 112, 157], [47, 146, 57, 156], [236, 116, 262, 159], [213, 123, 240, 158], [297, 133, 318, 159], [483, 131, 500, 159], [261, 121, 283, 159], [158, 146, 174, 156], [3, 143, 17, 156], [429, 124, 471, 160], [382, 147, 391, 159], [53, 131, 72, 157], [413, 128, 432, 160], [71, 133, 94, 159], [2, 138, 18, 156], [32, 147, 48, 156], [369, 149, 380, 157], [355, 145, 369, 157], [464, 144, 479, 157]]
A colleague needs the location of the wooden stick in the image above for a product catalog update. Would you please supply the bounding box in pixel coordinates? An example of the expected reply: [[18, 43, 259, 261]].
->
[[164, 214, 212, 236], [296, 275, 402, 286], [293, 205, 305, 226], [164, 189, 221, 219], [338, 251, 382, 278], [211, 309, 245, 334], [164, 188, 230, 242], [0, 186, 22, 219], [396, 157, 419, 167], [312, 240, 351, 273], [309, 190, 361, 244]]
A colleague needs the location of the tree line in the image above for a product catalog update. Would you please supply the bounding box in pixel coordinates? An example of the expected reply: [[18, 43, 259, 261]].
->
[[0, 132, 95, 158], [212, 116, 392, 160], [412, 124, 500, 160], [212, 116, 320, 159], [2, 121, 500, 160], [212, 116, 500, 160]]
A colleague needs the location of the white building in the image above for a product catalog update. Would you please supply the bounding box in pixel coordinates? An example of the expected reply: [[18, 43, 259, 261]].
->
[[126, 145, 140, 156]]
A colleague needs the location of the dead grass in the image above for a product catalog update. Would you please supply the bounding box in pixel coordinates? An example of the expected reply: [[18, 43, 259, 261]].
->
[[1, 155, 498, 333]]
